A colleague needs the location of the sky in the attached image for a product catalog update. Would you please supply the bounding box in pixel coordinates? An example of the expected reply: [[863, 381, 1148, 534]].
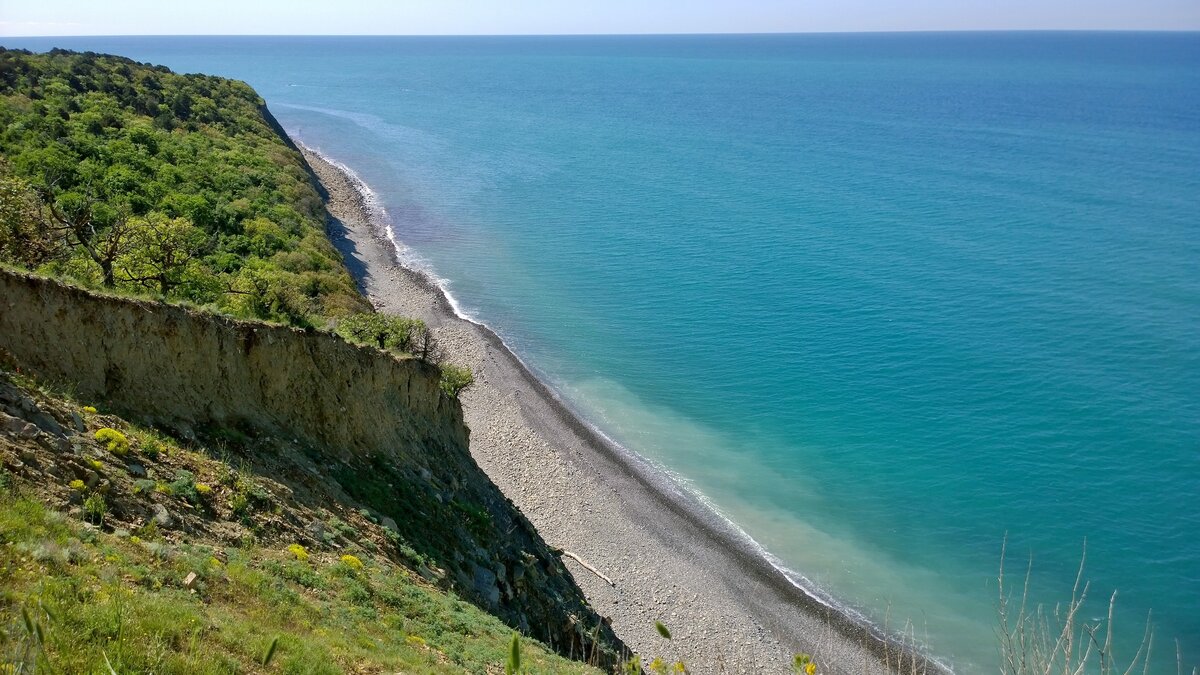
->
[[1, 0, 1198, 36]]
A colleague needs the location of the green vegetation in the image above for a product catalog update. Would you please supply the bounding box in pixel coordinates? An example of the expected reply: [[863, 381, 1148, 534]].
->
[[439, 363, 475, 399], [336, 312, 429, 355], [0, 47, 476, 393], [0, 47, 369, 325], [0, 493, 595, 674], [93, 427, 129, 456], [0, 372, 597, 674]]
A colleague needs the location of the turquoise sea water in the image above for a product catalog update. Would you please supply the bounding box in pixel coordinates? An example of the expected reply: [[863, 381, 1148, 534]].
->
[[6, 34, 1198, 672]]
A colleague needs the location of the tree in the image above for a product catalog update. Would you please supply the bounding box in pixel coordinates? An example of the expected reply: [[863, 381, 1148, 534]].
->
[[439, 364, 474, 399], [0, 171, 62, 268], [336, 313, 426, 354], [412, 322, 446, 365], [117, 212, 208, 296], [42, 188, 131, 287]]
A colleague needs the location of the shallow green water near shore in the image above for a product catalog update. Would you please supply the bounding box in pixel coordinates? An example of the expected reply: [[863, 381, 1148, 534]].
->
[[7, 33, 1198, 673]]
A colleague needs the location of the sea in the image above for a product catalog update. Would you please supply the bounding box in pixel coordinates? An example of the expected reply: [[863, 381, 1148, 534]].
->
[[4, 33, 1197, 673]]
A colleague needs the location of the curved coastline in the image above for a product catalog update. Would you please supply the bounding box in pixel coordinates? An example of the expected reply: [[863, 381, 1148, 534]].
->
[[299, 142, 949, 675]]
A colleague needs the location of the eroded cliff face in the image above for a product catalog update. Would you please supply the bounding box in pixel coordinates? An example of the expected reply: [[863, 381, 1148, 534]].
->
[[0, 269, 624, 665]]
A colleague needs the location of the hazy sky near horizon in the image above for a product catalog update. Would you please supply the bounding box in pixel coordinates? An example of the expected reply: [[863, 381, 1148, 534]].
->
[[1, 0, 1198, 36]]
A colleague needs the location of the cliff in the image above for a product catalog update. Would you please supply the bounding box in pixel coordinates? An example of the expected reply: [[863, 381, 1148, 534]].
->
[[0, 268, 625, 666]]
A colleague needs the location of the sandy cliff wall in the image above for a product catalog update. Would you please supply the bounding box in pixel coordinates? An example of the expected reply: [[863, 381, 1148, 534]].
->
[[0, 268, 624, 664]]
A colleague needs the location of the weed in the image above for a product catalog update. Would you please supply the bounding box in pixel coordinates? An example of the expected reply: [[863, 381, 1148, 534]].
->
[[131, 479, 156, 495], [94, 428, 130, 456], [286, 544, 309, 562], [507, 632, 522, 675], [168, 470, 199, 504], [83, 493, 106, 526]]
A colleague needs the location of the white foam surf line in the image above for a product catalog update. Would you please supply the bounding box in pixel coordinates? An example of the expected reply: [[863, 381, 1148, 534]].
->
[[303, 141, 955, 673], [298, 143, 478, 324], [555, 398, 955, 673]]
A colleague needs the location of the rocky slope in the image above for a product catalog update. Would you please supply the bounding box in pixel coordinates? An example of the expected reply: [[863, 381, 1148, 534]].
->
[[0, 268, 626, 667]]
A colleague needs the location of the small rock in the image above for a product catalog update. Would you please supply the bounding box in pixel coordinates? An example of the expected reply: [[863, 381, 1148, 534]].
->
[[380, 515, 399, 532], [38, 435, 70, 453], [0, 412, 26, 434], [152, 503, 174, 528], [126, 463, 147, 478], [183, 572, 198, 589], [305, 519, 328, 541], [69, 412, 86, 432]]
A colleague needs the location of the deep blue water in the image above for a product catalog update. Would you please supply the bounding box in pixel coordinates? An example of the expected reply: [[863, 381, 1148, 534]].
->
[[5, 33, 1198, 672]]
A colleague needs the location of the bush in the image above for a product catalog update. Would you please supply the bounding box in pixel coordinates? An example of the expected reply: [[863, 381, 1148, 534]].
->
[[287, 543, 309, 562], [439, 364, 474, 399], [141, 438, 163, 459], [339, 554, 364, 572], [94, 428, 130, 456], [336, 313, 426, 355], [83, 492, 106, 525], [169, 470, 199, 504]]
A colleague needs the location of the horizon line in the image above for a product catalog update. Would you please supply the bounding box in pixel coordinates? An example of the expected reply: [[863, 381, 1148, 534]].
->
[[4, 28, 1200, 39]]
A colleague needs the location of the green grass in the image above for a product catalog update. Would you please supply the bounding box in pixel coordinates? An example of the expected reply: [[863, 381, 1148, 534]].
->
[[0, 491, 597, 674]]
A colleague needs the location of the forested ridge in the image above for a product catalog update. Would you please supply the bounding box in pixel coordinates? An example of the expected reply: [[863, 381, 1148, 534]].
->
[[0, 47, 369, 325]]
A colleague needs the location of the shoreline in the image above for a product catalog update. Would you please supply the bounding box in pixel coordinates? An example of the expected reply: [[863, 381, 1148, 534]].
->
[[300, 144, 944, 675]]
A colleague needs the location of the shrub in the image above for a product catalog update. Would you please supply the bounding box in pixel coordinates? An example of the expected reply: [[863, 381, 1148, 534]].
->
[[195, 483, 213, 496], [439, 364, 474, 399], [287, 543, 309, 562], [142, 438, 163, 459], [230, 492, 250, 517], [68, 479, 86, 491], [336, 313, 426, 355], [169, 470, 199, 504], [83, 493, 106, 525], [81, 406, 97, 414], [94, 428, 130, 456], [339, 554, 364, 572]]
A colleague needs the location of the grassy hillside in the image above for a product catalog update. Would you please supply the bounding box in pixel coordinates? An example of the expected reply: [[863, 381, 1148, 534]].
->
[[0, 47, 368, 326], [0, 366, 600, 674]]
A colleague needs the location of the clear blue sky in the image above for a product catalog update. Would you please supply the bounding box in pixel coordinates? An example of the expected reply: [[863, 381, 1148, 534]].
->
[[1, 0, 1198, 36]]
